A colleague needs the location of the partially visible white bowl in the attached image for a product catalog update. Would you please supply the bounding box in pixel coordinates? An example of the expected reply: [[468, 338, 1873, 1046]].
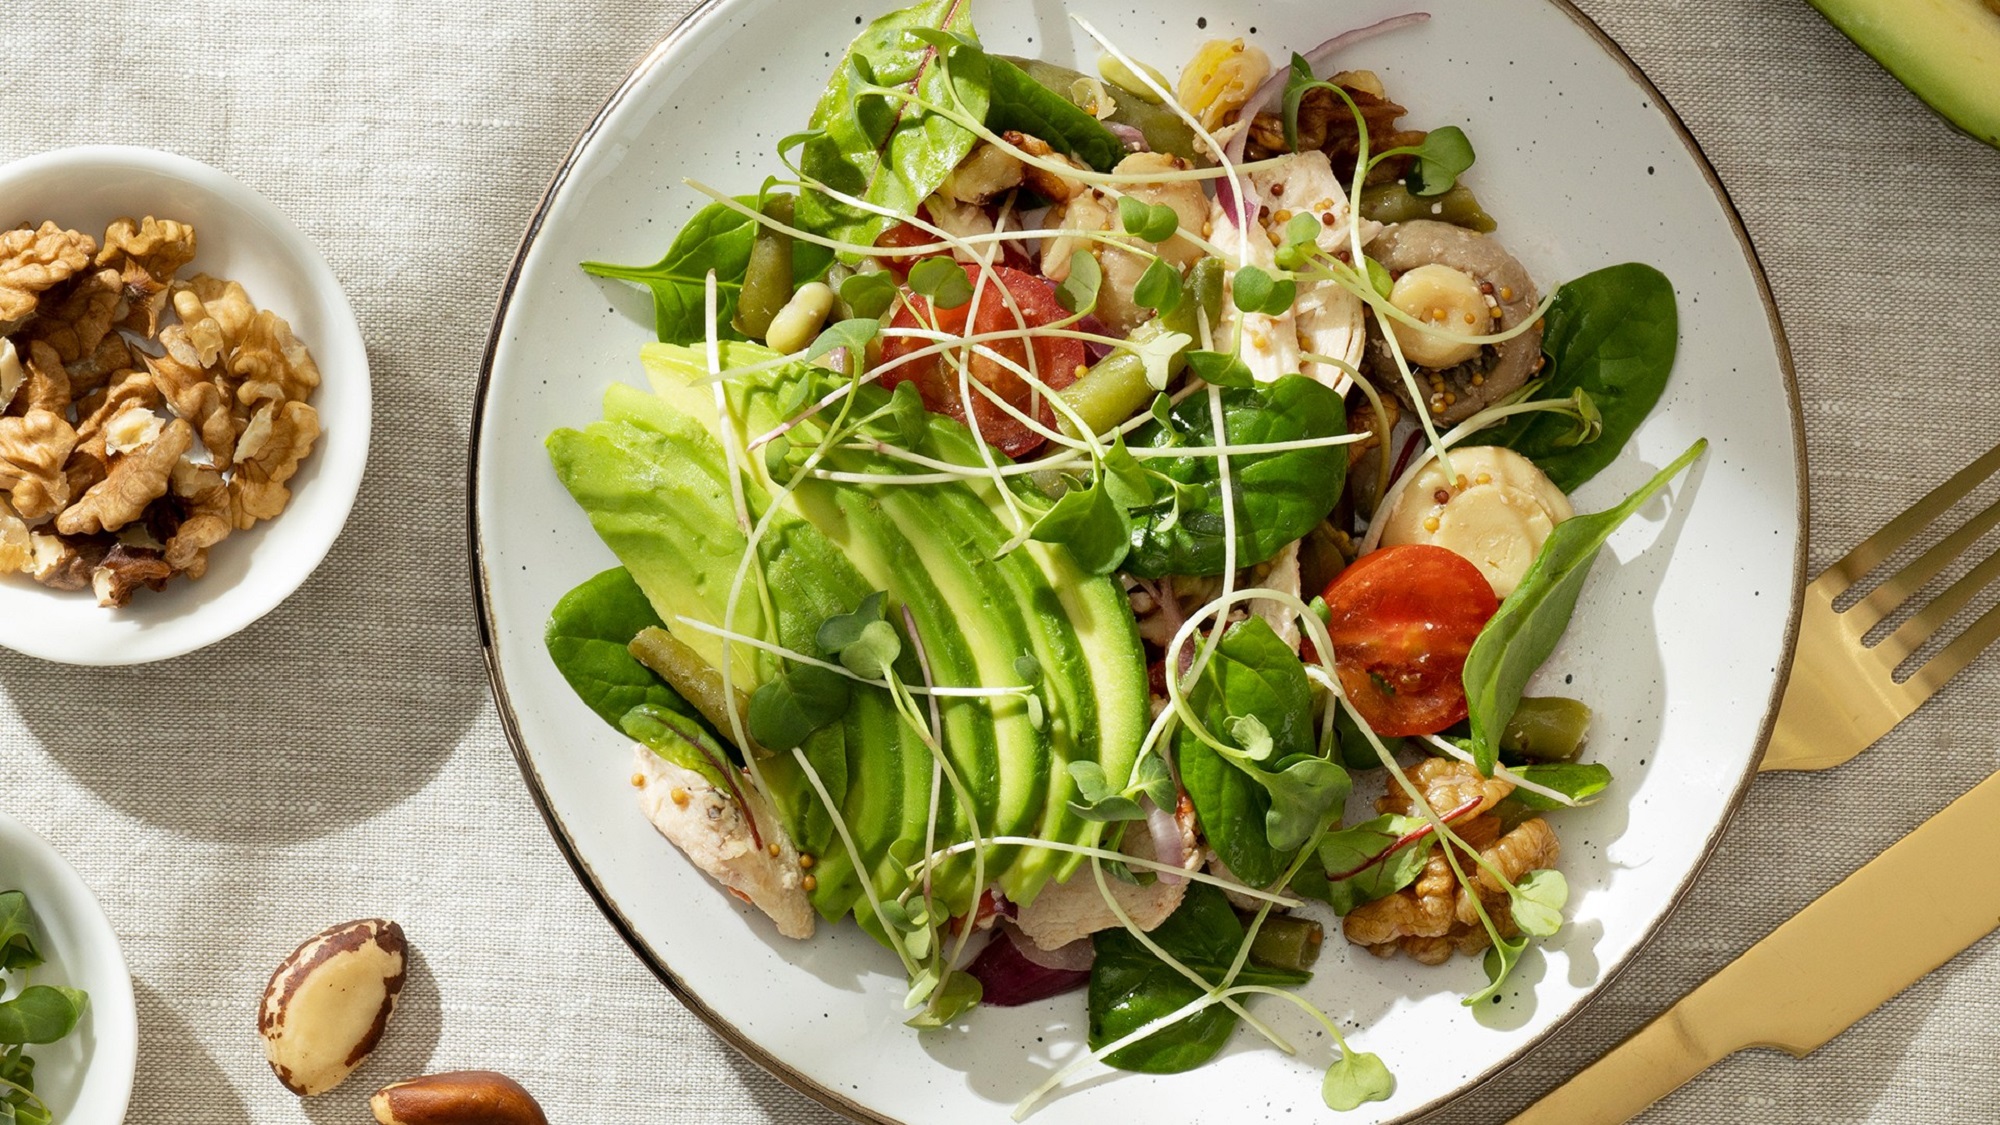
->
[[0, 812, 136, 1124], [0, 145, 370, 665]]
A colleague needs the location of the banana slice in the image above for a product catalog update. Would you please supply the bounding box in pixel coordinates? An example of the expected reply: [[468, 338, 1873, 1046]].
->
[[1387, 263, 1487, 369], [1379, 445, 1573, 598]]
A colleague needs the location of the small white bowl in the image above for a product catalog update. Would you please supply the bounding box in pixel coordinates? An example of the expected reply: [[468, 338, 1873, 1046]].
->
[[0, 812, 136, 1123], [0, 145, 370, 665]]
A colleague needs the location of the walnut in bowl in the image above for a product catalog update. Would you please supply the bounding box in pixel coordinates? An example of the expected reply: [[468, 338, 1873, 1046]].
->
[[0, 146, 369, 664]]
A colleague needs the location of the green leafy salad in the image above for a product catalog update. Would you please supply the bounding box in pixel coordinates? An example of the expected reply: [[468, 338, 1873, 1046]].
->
[[0, 892, 89, 1125], [543, 1, 1698, 1114]]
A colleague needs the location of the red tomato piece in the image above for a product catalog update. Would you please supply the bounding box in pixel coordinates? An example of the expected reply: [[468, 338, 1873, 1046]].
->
[[878, 264, 1085, 458], [873, 219, 949, 280], [1320, 544, 1500, 737]]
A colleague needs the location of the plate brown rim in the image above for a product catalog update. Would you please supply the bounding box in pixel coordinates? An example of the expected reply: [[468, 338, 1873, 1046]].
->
[[464, 2, 1809, 1120]]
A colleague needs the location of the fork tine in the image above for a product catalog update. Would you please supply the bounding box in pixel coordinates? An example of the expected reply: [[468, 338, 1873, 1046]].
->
[[1877, 539, 2000, 666], [1849, 490, 2000, 632], [1826, 440, 2000, 596], [1904, 594, 2000, 702]]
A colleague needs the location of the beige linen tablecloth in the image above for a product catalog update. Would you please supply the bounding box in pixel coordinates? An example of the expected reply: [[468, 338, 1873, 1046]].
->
[[3, 0, 1997, 1121]]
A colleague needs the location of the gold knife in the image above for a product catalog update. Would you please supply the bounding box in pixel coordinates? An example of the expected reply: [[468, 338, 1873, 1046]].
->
[[1507, 768, 2000, 1123]]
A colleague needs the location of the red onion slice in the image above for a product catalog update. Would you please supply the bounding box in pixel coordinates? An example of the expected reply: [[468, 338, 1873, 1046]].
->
[[1219, 13, 1434, 167], [1143, 796, 1190, 886], [1107, 122, 1148, 152]]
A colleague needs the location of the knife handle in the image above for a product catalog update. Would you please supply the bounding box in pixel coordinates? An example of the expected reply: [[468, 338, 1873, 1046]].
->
[[1506, 1000, 1742, 1124]]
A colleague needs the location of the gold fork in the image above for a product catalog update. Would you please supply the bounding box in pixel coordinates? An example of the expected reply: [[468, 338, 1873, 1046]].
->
[[1505, 441, 2000, 1124], [1760, 440, 2000, 771]]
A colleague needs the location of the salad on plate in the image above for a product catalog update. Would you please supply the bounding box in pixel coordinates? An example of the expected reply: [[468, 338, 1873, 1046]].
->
[[541, 0, 1696, 1113]]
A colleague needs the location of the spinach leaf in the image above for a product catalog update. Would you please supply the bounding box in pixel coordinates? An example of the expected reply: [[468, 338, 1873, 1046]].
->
[[0, 895, 39, 975], [984, 54, 1126, 172], [1487, 263, 1679, 492], [1290, 813, 1432, 914], [0, 988, 85, 1047], [545, 568, 706, 733], [1000, 55, 1200, 161], [582, 195, 833, 345], [1089, 884, 1310, 1073], [792, 0, 988, 249], [1126, 376, 1347, 578], [622, 704, 736, 792], [1177, 617, 1333, 887], [1507, 762, 1613, 811], [1462, 439, 1706, 774]]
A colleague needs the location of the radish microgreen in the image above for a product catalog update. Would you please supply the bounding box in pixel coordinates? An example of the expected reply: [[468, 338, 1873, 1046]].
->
[[1229, 266, 1297, 318], [1116, 195, 1181, 243], [1054, 248, 1102, 314], [802, 317, 882, 364], [908, 256, 974, 308], [840, 270, 899, 318], [1133, 257, 1183, 315]]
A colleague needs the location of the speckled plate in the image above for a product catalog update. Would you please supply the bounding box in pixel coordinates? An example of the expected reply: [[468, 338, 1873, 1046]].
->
[[469, 1, 1805, 1121]]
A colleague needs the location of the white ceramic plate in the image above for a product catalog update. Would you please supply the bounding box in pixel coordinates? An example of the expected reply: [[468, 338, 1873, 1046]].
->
[[0, 812, 137, 1123], [472, 2, 1805, 1121], [0, 146, 371, 666]]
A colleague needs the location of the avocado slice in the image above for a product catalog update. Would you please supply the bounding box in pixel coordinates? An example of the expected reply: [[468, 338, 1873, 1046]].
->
[[1810, 0, 2000, 148]]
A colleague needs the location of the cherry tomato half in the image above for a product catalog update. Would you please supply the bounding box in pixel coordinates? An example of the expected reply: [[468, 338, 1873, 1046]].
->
[[878, 264, 1085, 458], [873, 219, 950, 280], [1321, 543, 1499, 737]]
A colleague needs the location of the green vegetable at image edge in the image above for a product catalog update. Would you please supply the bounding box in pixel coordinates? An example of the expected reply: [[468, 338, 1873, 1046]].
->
[[0, 892, 89, 1125]]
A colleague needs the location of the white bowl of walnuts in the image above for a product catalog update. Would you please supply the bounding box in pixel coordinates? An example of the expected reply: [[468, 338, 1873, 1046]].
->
[[0, 146, 369, 664]]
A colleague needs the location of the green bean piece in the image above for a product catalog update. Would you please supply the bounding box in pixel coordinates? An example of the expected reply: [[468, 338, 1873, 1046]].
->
[[1358, 182, 1498, 233], [630, 626, 752, 747], [1057, 319, 1191, 439], [1502, 696, 1593, 761], [1248, 914, 1325, 973], [1002, 56, 1202, 163], [732, 195, 797, 339]]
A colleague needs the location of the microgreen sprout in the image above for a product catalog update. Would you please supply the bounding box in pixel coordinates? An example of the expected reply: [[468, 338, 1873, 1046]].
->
[[1133, 258, 1184, 316], [1117, 195, 1181, 243], [1054, 248, 1102, 314]]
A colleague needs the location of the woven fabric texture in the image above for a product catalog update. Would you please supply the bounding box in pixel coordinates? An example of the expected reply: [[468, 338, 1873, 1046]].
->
[[3, 0, 1997, 1121]]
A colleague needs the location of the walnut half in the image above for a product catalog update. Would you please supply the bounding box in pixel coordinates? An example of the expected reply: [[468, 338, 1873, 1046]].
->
[[1342, 759, 1562, 965], [91, 544, 174, 608]]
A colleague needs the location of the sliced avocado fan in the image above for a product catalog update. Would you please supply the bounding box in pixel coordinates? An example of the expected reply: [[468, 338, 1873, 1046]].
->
[[547, 343, 1149, 941]]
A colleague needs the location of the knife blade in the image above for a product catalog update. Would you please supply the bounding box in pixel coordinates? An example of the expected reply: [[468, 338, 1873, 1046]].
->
[[1507, 768, 2000, 1124]]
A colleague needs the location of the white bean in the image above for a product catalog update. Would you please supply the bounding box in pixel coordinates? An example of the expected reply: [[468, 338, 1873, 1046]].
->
[[765, 281, 836, 355]]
